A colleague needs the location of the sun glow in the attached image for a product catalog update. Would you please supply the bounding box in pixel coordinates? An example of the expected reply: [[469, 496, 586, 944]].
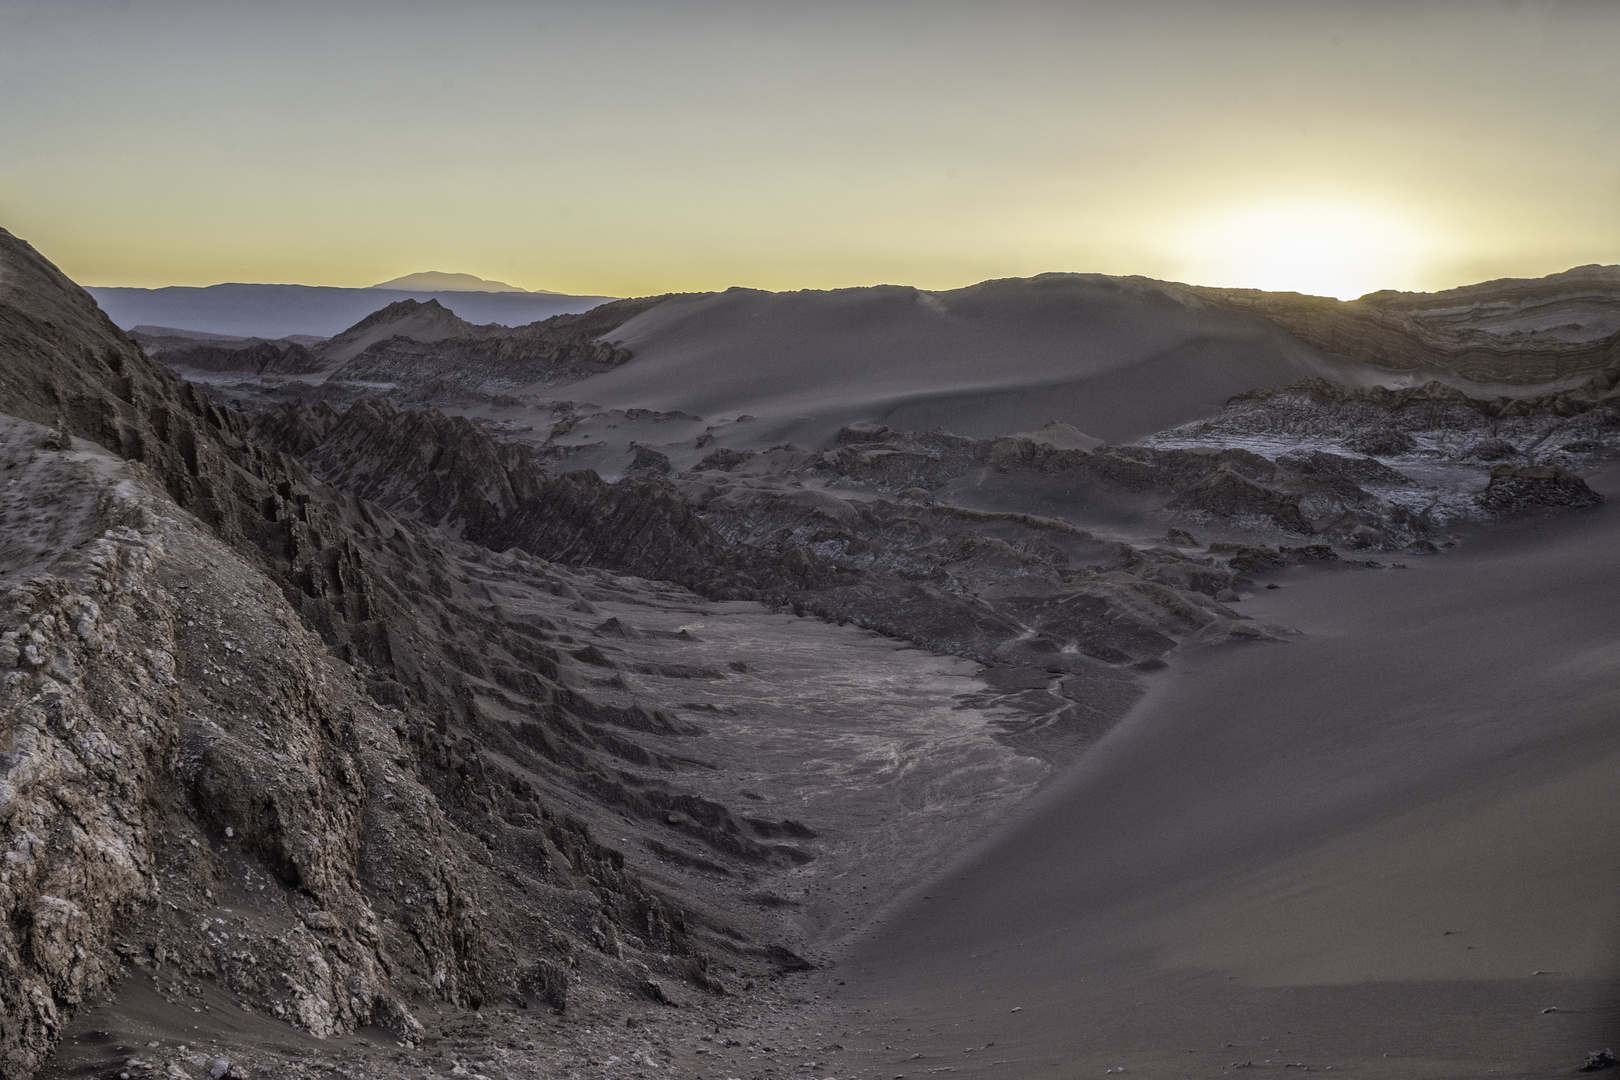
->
[[1176, 202, 1432, 300]]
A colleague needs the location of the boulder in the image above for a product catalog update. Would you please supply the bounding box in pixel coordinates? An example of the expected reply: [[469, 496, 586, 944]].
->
[[1477, 464, 1602, 513]]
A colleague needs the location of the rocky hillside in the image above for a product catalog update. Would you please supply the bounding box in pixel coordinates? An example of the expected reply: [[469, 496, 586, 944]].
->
[[1191, 266, 1620, 385], [0, 229, 737, 1077], [1146, 371, 1620, 523], [306, 297, 671, 391], [1363, 263, 1620, 342], [151, 339, 321, 377]]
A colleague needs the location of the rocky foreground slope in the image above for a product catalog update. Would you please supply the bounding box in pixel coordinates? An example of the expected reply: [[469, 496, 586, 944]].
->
[[0, 233, 766, 1078]]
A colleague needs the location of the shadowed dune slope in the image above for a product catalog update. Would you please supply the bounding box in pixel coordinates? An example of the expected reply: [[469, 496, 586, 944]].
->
[[832, 467, 1620, 1078], [557, 275, 1462, 446]]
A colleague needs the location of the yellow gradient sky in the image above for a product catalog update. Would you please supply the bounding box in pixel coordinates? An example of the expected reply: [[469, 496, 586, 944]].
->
[[1, 1, 1616, 299]]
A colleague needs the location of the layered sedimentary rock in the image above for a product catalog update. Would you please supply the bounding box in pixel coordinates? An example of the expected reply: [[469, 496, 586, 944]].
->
[[1190, 267, 1620, 385]]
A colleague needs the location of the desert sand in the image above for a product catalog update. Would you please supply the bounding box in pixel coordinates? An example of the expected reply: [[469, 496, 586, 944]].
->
[[815, 466, 1620, 1079], [560, 276, 1555, 449]]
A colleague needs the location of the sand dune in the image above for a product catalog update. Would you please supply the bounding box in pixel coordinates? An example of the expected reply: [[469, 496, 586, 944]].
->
[[558, 275, 1524, 447], [827, 465, 1620, 1077]]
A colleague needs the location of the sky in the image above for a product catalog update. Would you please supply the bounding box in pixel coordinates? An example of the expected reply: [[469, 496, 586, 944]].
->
[[1, 0, 1617, 300]]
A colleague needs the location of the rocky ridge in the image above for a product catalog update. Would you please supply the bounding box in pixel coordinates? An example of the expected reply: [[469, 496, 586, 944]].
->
[[1190, 267, 1620, 385], [154, 340, 321, 377], [1361, 263, 1620, 341], [312, 298, 673, 391], [0, 230, 699, 1075], [1147, 375, 1619, 522]]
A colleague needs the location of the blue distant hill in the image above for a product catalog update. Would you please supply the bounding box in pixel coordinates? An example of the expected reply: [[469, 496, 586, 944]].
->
[[85, 283, 618, 339]]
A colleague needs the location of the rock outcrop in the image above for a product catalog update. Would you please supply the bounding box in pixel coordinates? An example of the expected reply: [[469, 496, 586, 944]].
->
[[1146, 376, 1618, 521], [159, 339, 320, 376], [309, 296, 669, 391], [786, 425, 1431, 549], [1477, 464, 1603, 513]]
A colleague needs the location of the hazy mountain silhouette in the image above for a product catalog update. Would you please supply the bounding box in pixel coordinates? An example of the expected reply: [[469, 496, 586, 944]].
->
[[85, 282, 615, 338], [371, 271, 541, 293]]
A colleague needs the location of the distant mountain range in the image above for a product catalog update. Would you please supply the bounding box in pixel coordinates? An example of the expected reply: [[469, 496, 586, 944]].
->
[[85, 281, 617, 339], [370, 271, 545, 293]]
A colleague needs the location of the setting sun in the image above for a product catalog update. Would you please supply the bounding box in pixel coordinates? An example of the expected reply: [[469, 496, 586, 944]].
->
[[1176, 202, 1433, 300]]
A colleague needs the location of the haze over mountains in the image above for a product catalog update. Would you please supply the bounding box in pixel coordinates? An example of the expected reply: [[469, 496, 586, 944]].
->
[[149, 264, 1620, 456], [4, 223, 1619, 1080], [86, 279, 615, 339], [370, 272, 544, 294]]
